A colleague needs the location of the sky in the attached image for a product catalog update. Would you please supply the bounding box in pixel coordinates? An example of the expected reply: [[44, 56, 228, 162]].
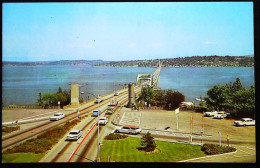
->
[[3, 2, 253, 62]]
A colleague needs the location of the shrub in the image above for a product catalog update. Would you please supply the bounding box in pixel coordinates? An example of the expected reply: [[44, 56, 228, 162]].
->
[[201, 143, 236, 155], [8, 104, 17, 108], [140, 132, 157, 152], [3, 119, 80, 154], [2, 126, 20, 133], [104, 133, 128, 140]]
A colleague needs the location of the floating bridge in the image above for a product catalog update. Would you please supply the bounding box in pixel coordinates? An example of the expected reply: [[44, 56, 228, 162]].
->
[[136, 60, 162, 89]]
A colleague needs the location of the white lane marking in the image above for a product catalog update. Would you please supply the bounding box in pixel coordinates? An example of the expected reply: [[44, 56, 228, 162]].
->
[[119, 112, 126, 125], [156, 131, 159, 134], [172, 132, 176, 136]]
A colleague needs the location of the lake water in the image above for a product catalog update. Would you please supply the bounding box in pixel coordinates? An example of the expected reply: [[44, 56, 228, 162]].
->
[[2, 66, 255, 106]]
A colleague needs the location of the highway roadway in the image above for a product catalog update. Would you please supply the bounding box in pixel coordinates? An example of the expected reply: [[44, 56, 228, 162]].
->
[[40, 86, 142, 162], [2, 84, 143, 152]]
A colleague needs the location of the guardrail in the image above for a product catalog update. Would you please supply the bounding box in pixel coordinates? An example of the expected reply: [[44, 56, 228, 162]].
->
[[2, 116, 51, 126]]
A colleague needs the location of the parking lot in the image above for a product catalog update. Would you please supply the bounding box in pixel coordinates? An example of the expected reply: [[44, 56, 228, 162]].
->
[[117, 109, 255, 144]]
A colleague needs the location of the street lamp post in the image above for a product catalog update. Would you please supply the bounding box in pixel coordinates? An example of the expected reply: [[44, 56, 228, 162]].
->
[[77, 85, 83, 119]]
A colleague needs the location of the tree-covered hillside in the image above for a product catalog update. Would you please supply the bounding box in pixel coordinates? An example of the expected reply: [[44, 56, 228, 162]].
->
[[97, 55, 254, 67]]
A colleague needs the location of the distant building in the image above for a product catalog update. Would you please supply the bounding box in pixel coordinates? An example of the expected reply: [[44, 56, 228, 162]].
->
[[180, 102, 194, 110]]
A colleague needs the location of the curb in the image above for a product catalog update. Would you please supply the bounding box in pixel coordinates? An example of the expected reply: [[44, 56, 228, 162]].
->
[[178, 150, 238, 162]]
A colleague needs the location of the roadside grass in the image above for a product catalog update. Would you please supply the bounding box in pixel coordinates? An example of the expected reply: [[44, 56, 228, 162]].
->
[[2, 119, 80, 162], [100, 137, 206, 162], [2, 126, 20, 135], [2, 153, 45, 163]]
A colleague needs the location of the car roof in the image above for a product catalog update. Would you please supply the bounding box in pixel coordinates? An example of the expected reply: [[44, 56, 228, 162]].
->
[[242, 118, 253, 120], [55, 112, 63, 114], [100, 117, 107, 119], [70, 130, 80, 133], [123, 125, 139, 129]]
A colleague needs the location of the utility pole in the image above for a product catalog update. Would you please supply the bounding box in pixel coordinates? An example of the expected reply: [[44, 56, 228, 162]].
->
[[218, 132, 222, 146], [190, 115, 193, 143], [201, 114, 204, 144], [175, 108, 179, 130]]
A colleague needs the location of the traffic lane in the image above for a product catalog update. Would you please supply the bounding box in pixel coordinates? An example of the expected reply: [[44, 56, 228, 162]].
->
[[78, 121, 115, 162], [77, 102, 127, 162], [41, 95, 128, 162], [66, 99, 126, 162], [39, 115, 95, 162]]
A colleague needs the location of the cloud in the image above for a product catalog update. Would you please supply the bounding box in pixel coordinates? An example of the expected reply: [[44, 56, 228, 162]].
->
[[203, 41, 216, 44]]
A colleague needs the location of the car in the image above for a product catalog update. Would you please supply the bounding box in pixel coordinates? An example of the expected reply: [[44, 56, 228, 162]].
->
[[66, 130, 83, 140], [213, 111, 230, 119], [91, 109, 101, 117], [114, 125, 142, 135], [204, 111, 218, 117], [94, 96, 103, 103], [213, 114, 224, 119], [106, 107, 114, 115], [98, 117, 108, 125], [234, 118, 255, 126], [50, 112, 65, 121], [114, 92, 119, 96]]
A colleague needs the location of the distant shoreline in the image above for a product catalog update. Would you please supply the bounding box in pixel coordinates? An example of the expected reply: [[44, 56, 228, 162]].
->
[[3, 55, 254, 67]]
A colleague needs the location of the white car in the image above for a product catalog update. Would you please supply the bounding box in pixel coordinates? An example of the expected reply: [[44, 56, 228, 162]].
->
[[213, 111, 230, 119], [114, 92, 119, 96], [213, 114, 224, 119], [50, 112, 65, 121], [234, 118, 255, 126], [91, 110, 101, 117], [66, 130, 83, 140], [114, 125, 142, 135], [98, 117, 108, 125], [94, 97, 103, 103], [204, 111, 218, 117]]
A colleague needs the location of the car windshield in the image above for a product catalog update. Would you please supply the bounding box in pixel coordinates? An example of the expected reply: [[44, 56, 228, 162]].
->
[[100, 118, 105, 120], [70, 132, 78, 135], [54, 114, 60, 116]]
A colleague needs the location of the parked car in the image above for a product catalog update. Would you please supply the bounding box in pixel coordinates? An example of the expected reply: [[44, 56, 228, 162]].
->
[[66, 130, 83, 140], [92, 109, 101, 117], [50, 112, 65, 121], [94, 96, 103, 104], [106, 107, 114, 115], [213, 111, 230, 119], [204, 111, 218, 117], [114, 125, 142, 134], [234, 118, 255, 126], [114, 92, 119, 96], [98, 117, 108, 125], [213, 114, 224, 119]]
